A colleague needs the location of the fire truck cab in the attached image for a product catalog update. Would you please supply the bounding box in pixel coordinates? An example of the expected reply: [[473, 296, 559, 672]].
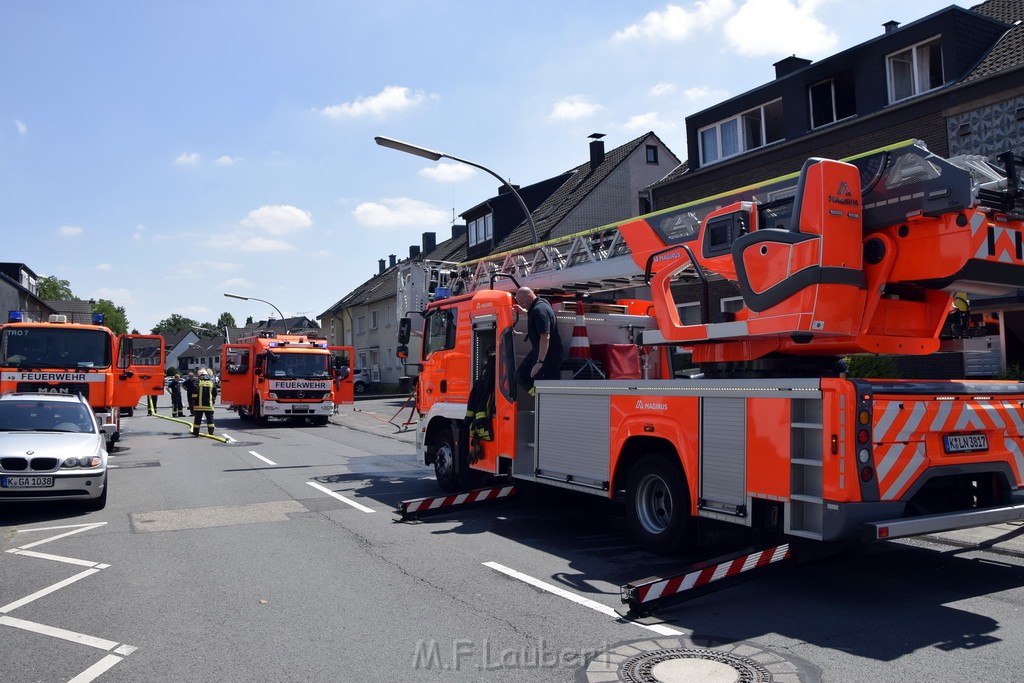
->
[[219, 331, 354, 425]]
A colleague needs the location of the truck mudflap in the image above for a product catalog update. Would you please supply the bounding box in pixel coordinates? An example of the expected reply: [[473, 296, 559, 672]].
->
[[865, 502, 1024, 541]]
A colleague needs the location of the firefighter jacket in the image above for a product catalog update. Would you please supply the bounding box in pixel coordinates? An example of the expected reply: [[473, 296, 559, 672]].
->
[[464, 356, 496, 463], [194, 379, 217, 412]]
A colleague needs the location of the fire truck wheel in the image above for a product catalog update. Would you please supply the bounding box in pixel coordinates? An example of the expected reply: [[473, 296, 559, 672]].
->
[[625, 454, 692, 555], [253, 398, 269, 425], [433, 427, 461, 492]]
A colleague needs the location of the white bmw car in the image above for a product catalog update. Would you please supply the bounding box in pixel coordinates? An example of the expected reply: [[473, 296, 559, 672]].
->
[[0, 392, 108, 510]]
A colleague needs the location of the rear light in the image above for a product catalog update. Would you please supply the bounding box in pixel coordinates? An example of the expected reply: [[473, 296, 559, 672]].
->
[[860, 466, 874, 482], [858, 410, 870, 426], [858, 449, 870, 463], [857, 429, 869, 445]]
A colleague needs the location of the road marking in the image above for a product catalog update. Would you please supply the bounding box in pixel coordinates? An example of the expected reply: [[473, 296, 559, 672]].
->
[[68, 654, 123, 683], [222, 432, 237, 443], [0, 615, 120, 650], [0, 568, 103, 614], [15, 523, 106, 550], [306, 481, 375, 513], [6, 549, 103, 567], [16, 522, 106, 533], [249, 450, 277, 466], [483, 561, 683, 637]]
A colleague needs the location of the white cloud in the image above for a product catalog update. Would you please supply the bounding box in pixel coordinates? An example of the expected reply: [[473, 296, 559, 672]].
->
[[240, 205, 313, 236], [549, 96, 603, 122], [623, 112, 674, 132], [14, 119, 26, 135], [96, 263, 112, 271], [683, 85, 730, 103], [613, 0, 734, 42], [318, 85, 435, 120], [204, 233, 296, 252], [133, 224, 146, 241], [57, 225, 83, 237], [175, 152, 201, 165], [650, 82, 676, 97], [419, 163, 475, 183], [220, 277, 255, 290], [725, 0, 837, 56], [214, 155, 238, 166], [352, 198, 447, 228], [93, 287, 135, 304]]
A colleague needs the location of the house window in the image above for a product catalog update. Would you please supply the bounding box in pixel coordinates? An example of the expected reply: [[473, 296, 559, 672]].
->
[[698, 99, 783, 166], [677, 302, 702, 326], [370, 311, 378, 330], [357, 315, 366, 335], [809, 75, 856, 129], [468, 213, 494, 247], [645, 145, 659, 164], [887, 36, 943, 103], [720, 297, 744, 314]]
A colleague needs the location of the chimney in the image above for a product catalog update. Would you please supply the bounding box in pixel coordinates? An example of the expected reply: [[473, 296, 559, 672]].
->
[[422, 231, 437, 255], [589, 133, 606, 167], [378, 258, 385, 275], [389, 254, 397, 268], [451, 224, 467, 240], [409, 245, 421, 259], [883, 20, 900, 34], [773, 55, 812, 78]]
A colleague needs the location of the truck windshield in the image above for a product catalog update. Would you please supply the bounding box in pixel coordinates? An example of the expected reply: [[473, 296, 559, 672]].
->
[[1, 327, 112, 369], [266, 352, 330, 379]]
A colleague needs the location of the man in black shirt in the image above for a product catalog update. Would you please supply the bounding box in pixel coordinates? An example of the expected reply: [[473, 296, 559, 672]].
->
[[514, 287, 563, 397]]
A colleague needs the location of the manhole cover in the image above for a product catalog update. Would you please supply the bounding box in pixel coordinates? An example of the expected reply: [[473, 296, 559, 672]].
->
[[621, 648, 770, 682]]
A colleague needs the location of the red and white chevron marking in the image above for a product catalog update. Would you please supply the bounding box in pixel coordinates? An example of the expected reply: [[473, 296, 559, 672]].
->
[[628, 544, 790, 606], [398, 485, 516, 516]]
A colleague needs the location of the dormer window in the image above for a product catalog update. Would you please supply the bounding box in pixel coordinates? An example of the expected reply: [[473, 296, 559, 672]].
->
[[887, 36, 943, 103], [468, 213, 493, 247], [698, 99, 784, 166]]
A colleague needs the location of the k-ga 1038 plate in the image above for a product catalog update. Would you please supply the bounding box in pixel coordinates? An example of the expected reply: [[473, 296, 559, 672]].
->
[[943, 433, 988, 454], [1, 475, 55, 488]]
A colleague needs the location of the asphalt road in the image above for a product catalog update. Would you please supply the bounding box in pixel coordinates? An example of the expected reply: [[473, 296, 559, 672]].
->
[[3, 398, 1024, 682]]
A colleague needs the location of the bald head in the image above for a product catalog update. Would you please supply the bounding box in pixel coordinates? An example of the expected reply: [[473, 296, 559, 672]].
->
[[515, 287, 536, 308]]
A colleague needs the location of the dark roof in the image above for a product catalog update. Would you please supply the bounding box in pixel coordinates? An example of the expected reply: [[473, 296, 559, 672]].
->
[[495, 132, 667, 251], [44, 299, 93, 324], [161, 330, 194, 349], [964, 0, 1024, 82]]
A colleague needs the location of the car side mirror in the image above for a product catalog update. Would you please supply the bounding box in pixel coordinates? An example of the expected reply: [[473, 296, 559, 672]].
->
[[398, 317, 412, 345]]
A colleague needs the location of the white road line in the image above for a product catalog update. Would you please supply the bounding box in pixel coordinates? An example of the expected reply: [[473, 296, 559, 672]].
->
[[306, 481, 375, 513], [0, 615, 120, 650], [0, 568, 102, 614], [68, 654, 124, 683], [6, 549, 102, 567], [483, 561, 683, 637], [15, 523, 106, 550], [221, 432, 237, 443], [249, 450, 277, 466]]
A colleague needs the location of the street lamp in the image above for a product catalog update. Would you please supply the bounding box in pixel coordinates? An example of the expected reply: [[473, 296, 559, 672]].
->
[[374, 136, 539, 245], [223, 293, 286, 330]]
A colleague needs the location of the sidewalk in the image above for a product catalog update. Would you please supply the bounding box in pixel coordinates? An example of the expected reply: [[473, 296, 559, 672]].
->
[[330, 395, 417, 445]]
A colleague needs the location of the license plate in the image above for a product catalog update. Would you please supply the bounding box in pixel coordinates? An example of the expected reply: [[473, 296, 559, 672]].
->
[[1, 476, 54, 488], [943, 433, 988, 454]]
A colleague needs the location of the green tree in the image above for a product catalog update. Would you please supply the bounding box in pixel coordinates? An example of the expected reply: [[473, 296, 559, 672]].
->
[[37, 275, 75, 300], [151, 314, 200, 335], [216, 312, 236, 330], [92, 299, 129, 334]]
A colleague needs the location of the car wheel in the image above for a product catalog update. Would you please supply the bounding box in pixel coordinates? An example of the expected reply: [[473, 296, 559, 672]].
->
[[625, 454, 693, 555], [83, 479, 108, 512], [354, 381, 366, 395]]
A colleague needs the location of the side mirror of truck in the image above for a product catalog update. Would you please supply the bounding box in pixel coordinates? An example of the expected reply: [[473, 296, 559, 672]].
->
[[396, 345, 408, 360], [398, 317, 412, 345]]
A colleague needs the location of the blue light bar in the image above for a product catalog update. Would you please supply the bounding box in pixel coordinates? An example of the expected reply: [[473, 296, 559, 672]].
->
[[8, 311, 23, 323], [92, 313, 105, 325], [434, 286, 452, 301]]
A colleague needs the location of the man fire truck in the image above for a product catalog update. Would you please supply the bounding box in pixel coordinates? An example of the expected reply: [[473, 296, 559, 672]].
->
[[398, 140, 1024, 555], [219, 331, 354, 426], [0, 311, 164, 448]]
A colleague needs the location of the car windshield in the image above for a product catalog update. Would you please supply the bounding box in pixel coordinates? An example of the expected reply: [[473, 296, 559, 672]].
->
[[1, 327, 112, 369], [266, 352, 331, 379], [0, 400, 96, 433]]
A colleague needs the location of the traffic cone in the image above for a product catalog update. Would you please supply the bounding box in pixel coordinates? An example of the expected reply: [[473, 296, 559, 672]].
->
[[569, 300, 591, 359]]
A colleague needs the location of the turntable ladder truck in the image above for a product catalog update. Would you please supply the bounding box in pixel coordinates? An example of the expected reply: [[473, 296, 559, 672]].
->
[[400, 139, 1024, 555]]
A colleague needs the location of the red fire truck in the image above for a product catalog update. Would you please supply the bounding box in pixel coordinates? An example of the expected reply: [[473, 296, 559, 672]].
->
[[0, 312, 164, 447], [399, 140, 1024, 554], [219, 331, 354, 426]]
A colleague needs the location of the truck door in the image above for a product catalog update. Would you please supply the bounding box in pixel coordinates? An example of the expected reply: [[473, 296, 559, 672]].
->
[[466, 309, 517, 475], [220, 344, 253, 406], [113, 334, 165, 408], [330, 346, 355, 404]]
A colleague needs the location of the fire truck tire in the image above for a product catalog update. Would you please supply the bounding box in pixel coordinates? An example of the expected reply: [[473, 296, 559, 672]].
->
[[253, 398, 268, 425], [433, 426, 461, 492], [625, 454, 693, 555], [310, 415, 329, 426]]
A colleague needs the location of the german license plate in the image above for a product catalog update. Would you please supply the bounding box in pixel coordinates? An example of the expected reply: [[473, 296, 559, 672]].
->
[[1, 476, 54, 488], [943, 433, 988, 454]]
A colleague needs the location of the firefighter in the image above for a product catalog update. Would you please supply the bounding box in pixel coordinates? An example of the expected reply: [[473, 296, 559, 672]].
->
[[184, 371, 197, 415], [464, 350, 496, 463], [167, 373, 185, 417], [190, 368, 217, 436], [514, 286, 563, 397]]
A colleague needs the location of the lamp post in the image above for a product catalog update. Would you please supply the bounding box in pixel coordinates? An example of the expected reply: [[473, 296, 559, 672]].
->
[[374, 136, 539, 245], [223, 293, 286, 330]]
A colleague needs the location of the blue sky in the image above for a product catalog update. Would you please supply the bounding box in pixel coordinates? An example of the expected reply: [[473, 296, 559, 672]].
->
[[1, 0, 974, 331]]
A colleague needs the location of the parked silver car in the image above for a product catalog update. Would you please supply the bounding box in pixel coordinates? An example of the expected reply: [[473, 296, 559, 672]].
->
[[0, 392, 109, 510]]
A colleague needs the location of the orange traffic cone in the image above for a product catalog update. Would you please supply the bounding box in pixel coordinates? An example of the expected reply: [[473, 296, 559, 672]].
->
[[569, 300, 591, 359]]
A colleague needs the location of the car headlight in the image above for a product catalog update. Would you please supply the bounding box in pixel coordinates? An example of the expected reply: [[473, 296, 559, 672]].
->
[[61, 456, 102, 468], [268, 392, 278, 399]]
